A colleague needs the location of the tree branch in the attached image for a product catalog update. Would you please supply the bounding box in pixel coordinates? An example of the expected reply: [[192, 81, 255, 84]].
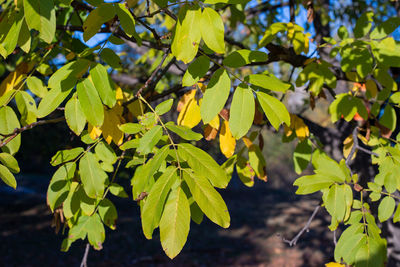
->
[[80, 243, 90, 267], [0, 117, 65, 148]]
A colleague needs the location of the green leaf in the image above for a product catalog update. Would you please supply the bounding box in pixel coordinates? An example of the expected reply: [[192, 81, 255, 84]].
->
[[101, 48, 122, 69], [0, 153, 19, 173], [98, 198, 118, 230], [131, 145, 169, 199], [23, 0, 56, 43], [178, 143, 229, 188], [378, 196, 395, 222], [79, 152, 108, 198], [142, 166, 178, 239], [37, 86, 73, 118], [65, 96, 86, 136], [63, 181, 80, 219], [83, 3, 116, 42], [247, 144, 266, 181], [137, 125, 163, 155], [71, 214, 105, 250], [0, 164, 16, 189], [109, 183, 128, 198], [95, 142, 117, 164], [171, 4, 202, 63], [223, 49, 268, 68], [51, 147, 84, 166], [165, 122, 202, 141], [114, 3, 141, 44], [229, 83, 255, 139], [293, 140, 312, 174], [246, 74, 291, 92], [155, 99, 173, 115], [354, 11, 373, 38], [393, 204, 400, 223], [89, 64, 116, 108], [355, 238, 386, 267], [293, 174, 336, 194], [15, 91, 37, 126], [48, 59, 91, 90], [312, 150, 347, 183], [119, 123, 142, 134], [0, 106, 21, 155], [75, 186, 96, 215], [47, 162, 76, 211], [379, 104, 397, 131], [26, 76, 48, 98], [77, 78, 104, 127], [370, 17, 400, 39], [200, 68, 231, 124], [0, 11, 24, 58], [159, 186, 191, 259], [334, 224, 365, 263], [256, 91, 290, 131], [17, 16, 31, 53], [182, 55, 210, 86], [324, 184, 346, 223], [183, 169, 230, 228], [200, 8, 225, 54]]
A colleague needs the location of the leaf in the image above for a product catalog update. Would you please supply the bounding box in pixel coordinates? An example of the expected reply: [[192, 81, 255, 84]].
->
[[182, 56, 210, 86], [171, 4, 202, 63], [0, 106, 21, 155], [354, 238, 386, 267], [236, 155, 255, 187], [101, 48, 122, 69], [101, 106, 125, 145], [109, 183, 128, 198], [223, 49, 268, 68], [17, 18, 31, 53], [324, 184, 346, 224], [229, 83, 255, 139], [0, 11, 24, 58], [23, 0, 56, 43], [37, 86, 73, 118], [354, 11, 373, 38], [246, 74, 291, 92], [379, 104, 397, 132], [247, 143, 267, 181], [200, 8, 225, 54], [165, 122, 202, 141], [137, 125, 163, 155], [118, 123, 143, 134], [200, 68, 231, 124], [378, 196, 395, 222], [177, 93, 201, 128], [95, 142, 117, 164], [15, 91, 37, 125], [98, 198, 118, 230], [82, 3, 116, 42], [370, 17, 400, 39], [89, 64, 116, 108], [51, 147, 84, 166], [155, 99, 173, 116], [293, 174, 336, 194], [325, 263, 345, 267], [47, 162, 76, 211], [131, 145, 169, 199], [183, 169, 230, 228], [65, 96, 86, 136], [77, 78, 104, 127], [178, 143, 229, 188], [26, 76, 48, 98], [0, 164, 16, 189], [114, 3, 141, 44], [142, 166, 178, 239], [47, 59, 91, 90], [256, 91, 290, 131], [159, 186, 191, 259], [293, 140, 312, 174], [219, 120, 236, 158], [79, 152, 108, 198], [0, 153, 19, 173]]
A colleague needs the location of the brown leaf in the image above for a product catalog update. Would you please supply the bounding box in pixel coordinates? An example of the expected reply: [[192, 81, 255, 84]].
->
[[204, 125, 218, 141]]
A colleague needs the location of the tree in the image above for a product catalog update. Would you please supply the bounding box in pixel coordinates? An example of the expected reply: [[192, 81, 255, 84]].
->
[[1, 0, 400, 265]]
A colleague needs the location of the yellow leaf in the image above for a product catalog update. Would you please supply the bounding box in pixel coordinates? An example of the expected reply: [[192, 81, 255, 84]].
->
[[242, 136, 253, 148], [366, 79, 377, 98], [304, 33, 311, 54], [177, 90, 201, 128], [0, 70, 26, 97], [290, 114, 309, 141], [325, 263, 345, 267], [88, 123, 102, 140], [209, 115, 220, 130], [219, 120, 236, 158], [101, 106, 125, 145], [343, 134, 357, 160]]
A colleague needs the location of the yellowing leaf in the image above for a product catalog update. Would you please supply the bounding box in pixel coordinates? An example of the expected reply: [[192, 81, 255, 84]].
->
[[204, 125, 218, 141], [219, 120, 236, 158], [290, 114, 309, 141], [325, 263, 345, 267], [242, 136, 253, 148], [177, 90, 201, 128], [343, 134, 357, 160], [209, 115, 220, 130], [88, 123, 102, 140], [0, 69, 25, 97], [101, 106, 125, 145]]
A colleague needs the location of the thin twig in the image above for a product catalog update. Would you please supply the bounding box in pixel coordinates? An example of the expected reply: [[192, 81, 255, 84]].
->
[[80, 243, 90, 267], [0, 117, 65, 148], [282, 205, 321, 246]]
